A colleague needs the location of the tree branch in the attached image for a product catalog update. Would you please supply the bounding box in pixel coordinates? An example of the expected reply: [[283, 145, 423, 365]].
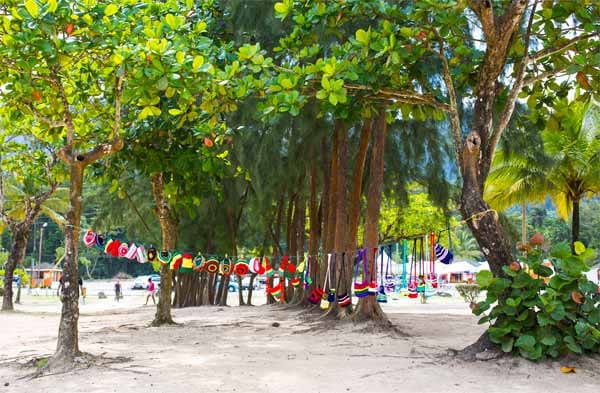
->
[[467, 0, 496, 41], [529, 32, 599, 63], [24, 102, 68, 129], [522, 66, 568, 87], [433, 31, 464, 167], [489, 0, 538, 160]]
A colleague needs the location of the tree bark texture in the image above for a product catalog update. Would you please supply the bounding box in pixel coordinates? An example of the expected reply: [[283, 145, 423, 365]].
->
[[354, 110, 388, 322], [151, 172, 176, 326], [53, 163, 84, 362], [1, 226, 28, 311]]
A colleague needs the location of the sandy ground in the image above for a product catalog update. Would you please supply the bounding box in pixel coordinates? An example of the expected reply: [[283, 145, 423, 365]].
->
[[1, 282, 599, 393]]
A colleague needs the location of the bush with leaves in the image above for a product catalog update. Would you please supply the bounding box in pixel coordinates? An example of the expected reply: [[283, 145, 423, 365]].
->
[[456, 284, 481, 305], [474, 236, 600, 360], [0, 268, 30, 288]]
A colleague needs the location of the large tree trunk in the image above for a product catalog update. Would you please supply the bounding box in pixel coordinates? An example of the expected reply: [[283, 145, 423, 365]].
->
[[151, 173, 176, 326], [353, 110, 388, 323], [53, 163, 85, 363], [461, 134, 513, 278], [1, 225, 28, 311]]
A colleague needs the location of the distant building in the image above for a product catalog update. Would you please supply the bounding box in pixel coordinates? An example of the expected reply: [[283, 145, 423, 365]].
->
[[26, 263, 62, 288]]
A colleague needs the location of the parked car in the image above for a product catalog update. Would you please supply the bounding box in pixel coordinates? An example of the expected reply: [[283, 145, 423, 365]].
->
[[132, 274, 160, 290]]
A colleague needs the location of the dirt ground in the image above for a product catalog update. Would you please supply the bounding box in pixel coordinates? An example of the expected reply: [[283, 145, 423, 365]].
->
[[1, 289, 599, 393]]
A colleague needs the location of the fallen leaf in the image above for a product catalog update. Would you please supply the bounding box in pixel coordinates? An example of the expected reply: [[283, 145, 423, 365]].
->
[[560, 366, 576, 374]]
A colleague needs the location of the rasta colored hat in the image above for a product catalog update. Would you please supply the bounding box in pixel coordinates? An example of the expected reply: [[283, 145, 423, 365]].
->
[[179, 253, 193, 273], [125, 243, 137, 259], [290, 277, 301, 287], [103, 238, 114, 254], [118, 243, 129, 258], [265, 260, 274, 277], [220, 258, 233, 276], [147, 246, 157, 262], [234, 259, 249, 276], [435, 243, 453, 265], [83, 230, 96, 247], [204, 258, 219, 274], [193, 255, 205, 272], [170, 252, 183, 270], [95, 233, 106, 250], [136, 245, 147, 263], [157, 250, 172, 265]]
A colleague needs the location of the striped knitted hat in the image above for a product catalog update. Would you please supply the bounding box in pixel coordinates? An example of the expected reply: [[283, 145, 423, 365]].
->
[[170, 252, 183, 270], [435, 243, 453, 265]]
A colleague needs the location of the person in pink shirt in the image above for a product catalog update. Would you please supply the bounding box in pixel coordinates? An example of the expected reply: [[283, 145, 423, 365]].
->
[[145, 278, 156, 305]]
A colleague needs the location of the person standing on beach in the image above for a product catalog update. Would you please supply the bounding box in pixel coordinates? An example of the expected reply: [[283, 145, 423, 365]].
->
[[115, 280, 122, 302], [145, 278, 156, 305]]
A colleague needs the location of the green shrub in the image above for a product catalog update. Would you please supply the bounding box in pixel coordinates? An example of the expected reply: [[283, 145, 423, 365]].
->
[[0, 268, 30, 288], [456, 284, 481, 305], [474, 240, 600, 360]]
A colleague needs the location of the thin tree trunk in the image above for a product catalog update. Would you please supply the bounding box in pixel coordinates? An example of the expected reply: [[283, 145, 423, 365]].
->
[[571, 198, 580, 253], [1, 226, 28, 311], [53, 163, 84, 362], [151, 173, 176, 326], [521, 201, 527, 245], [353, 110, 388, 323]]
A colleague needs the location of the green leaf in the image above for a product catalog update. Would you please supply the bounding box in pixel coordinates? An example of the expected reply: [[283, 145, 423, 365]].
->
[[168, 109, 183, 116], [25, 0, 39, 18], [328, 93, 338, 106], [193, 55, 204, 70], [104, 4, 119, 17], [476, 270, 493, 288], [48, 0, 57, 13], [573, 241, 586, 255], [501, 337, 514, 353], [355, 29, 370, 45], [515, 334, 535, 349]]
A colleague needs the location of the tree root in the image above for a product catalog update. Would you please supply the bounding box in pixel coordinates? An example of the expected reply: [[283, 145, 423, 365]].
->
[[454, 332, 504, 361]]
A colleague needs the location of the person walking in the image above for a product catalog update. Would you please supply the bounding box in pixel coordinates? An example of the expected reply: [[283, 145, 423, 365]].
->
[[114, 280, 122, 302], [145, 277, 156, 305]]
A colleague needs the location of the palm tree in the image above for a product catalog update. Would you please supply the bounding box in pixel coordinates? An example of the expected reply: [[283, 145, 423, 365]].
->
[[0, 179, 67, 311], [485, 98, 600, 250], [453, 229, 483, 261]]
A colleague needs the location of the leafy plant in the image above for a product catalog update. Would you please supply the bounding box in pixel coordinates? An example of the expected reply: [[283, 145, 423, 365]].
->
[[456, 284, 481, 305], [0, 268, 30, 288], [474, 234, 600, 360]]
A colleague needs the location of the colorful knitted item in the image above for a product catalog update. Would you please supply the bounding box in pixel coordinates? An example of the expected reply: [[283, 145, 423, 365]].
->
[[319, 296, 330, 310], [307, 287, 324, 304], [193, 255, 205, 272], [428, 273, 438, 288], [265, 261, 274, 277], [354, 282, 369, 298], [124, 243, 137, 259], [147, 246, 157, 262], [95, 234, 105, 250], [103, 239, 114, 254], [368, 281, 378, 296], [435, 243, 454, 265], [234, 259, 249, 276], [290, 277, 301, 287], [220, 258, 233, 276], [157, 250, 172, 265], [170, 252, 182, 270], [407, 281, 418, 299], [136, 245, 146, 263], [117, 242, 129, 258], [278, 256, 289, 276], [377, 285, 387, 303], [110, 240, 121, 257], [337, 293, 351, 307], [83, 231, 96, 247], [327, 288, 336, 302], [179, 253, 193, 273], [204, 258, 219, 274], [268, 281, 284, 302], [417, 281, 426, 293]]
